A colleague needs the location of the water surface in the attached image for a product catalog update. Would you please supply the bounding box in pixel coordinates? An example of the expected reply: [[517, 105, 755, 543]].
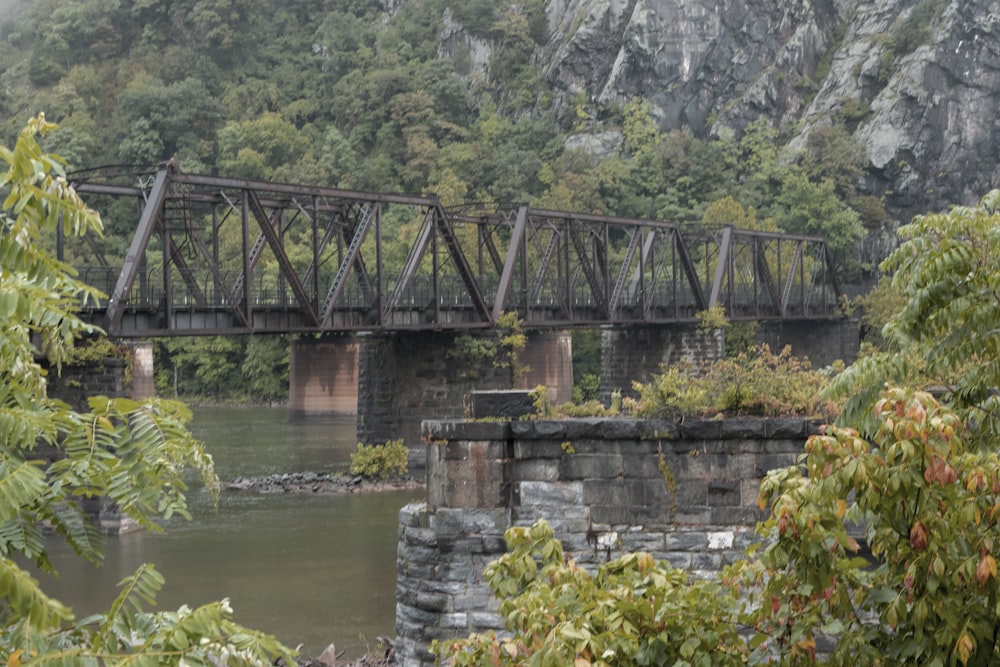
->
[[34, 407, 422, 658]]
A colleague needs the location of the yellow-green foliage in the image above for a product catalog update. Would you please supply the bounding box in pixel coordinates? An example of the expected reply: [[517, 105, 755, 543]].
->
[[350, 439, 409, 479], [634, 344, 840, 419], [434, 520, 747, 666], [0, 115, 294, 666]]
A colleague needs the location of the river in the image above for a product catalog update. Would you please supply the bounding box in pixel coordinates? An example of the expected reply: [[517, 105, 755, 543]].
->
[[31, 406, 423, 659]]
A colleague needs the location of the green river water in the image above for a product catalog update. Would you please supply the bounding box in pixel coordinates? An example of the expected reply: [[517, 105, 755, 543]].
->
[[31, 406, 423, 659]]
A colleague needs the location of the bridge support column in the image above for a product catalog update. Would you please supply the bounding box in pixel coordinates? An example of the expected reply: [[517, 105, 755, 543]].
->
[[126, 341, 155, 399], [599, 324, 723, 403], [288, 336, 359, 418], [756, 319, 859, 367], [357, 331, 511, 467], [517, 331, 574, 405]]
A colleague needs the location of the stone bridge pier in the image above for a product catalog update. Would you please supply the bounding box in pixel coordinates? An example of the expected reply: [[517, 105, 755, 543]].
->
[[599, 319, 859, 402], [599, 324, 724, 402], [356, 330, 576, 466], [288, 335, 360, 418]]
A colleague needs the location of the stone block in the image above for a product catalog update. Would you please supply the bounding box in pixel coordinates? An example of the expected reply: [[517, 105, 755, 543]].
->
[[562, 418, 606, 439], [514, 458, 560, 481], [583, 480, 630, 507], [511, 419, 567, 438], [724, 453, 757, 478], [674, 506, 712, 525], [691, 552, 722, 570], [513, 439, 566, 459], [439, 440, 509, 461], [665, 531, 708, 551], [707, 531, 735, 550], [634, 453, 667, 479], [679, 419, 723, 440], [401, 524, 438, 548], [707, 482, 740, 507], [517, 480, 583, 506], [637, 420, 679, 440], [600, 419, 642, 440], [764, 418, 813, 438], [718, 418, 766, 438], [560, 453, 624, 480], [712, 506, 764, 526], [631, 504, 672, 527], [469, 390, 536, 418], [672, 479, 707, 507], [589, 504, 628, 526]]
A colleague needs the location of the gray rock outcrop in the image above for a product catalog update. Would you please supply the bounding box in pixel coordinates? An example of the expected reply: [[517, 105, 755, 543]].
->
[[443, 0, 1000, 225]]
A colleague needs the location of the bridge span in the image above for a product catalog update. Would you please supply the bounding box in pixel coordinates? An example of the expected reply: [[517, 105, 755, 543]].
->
[[64, 166, 856, 454], [66, 165, 843, 338]]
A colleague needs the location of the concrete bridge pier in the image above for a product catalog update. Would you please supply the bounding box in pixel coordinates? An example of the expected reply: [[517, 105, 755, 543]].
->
[[288, 335, 359, 418], [517, 330, 574, 405], [599, 324, 724, 402]]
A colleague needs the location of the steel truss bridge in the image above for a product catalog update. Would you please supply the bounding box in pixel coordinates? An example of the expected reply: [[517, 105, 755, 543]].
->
[[65, 165, 844, 337]]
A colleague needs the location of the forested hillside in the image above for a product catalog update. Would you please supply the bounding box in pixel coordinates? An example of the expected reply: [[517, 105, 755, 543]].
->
[[2, 0, 991, 400]]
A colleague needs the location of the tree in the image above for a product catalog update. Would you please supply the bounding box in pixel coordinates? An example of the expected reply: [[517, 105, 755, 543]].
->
[[0, 115, 291, 665], [829, 190, 1000, 439]]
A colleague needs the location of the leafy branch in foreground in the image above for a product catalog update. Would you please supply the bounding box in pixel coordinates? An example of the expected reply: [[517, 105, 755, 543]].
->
[[0, 114, 294, 665], [828, 189, 1000, 439]]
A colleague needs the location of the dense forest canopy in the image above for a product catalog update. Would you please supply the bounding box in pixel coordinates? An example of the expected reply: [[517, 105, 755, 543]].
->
[[1, 0, 908, 399], [0, 0, 876, 240]]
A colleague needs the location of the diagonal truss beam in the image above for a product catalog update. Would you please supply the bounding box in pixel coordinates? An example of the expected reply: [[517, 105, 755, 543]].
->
[[246, 191, 319, 326], [568, 225, 609, 317], [324, 204, 377, 323], [103, 168, 170, 332], [492, 205, 529, 321]]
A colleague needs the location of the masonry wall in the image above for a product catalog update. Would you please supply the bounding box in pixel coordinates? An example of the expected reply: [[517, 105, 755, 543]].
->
[[45, 357, 127, 411], [43, 357, 139, 534], [395, 416, 817, 667], [757, 318, 860, 367], [599, 325, 724, 402], [357, 332, 512, 467]]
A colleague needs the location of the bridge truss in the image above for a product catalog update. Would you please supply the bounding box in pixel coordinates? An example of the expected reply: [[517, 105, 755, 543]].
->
[[65, 166, 843, 337]]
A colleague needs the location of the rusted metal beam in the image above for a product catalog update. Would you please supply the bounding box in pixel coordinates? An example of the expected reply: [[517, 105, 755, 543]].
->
[[103, 168, 170, 333], [492, 205, 528, 321], [247, 191, 319, 327]]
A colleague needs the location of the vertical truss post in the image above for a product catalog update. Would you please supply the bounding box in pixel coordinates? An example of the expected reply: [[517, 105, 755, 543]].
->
[[241, 193, 252, 329]]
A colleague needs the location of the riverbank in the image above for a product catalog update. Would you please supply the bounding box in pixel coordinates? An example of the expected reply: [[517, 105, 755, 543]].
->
[[224, 471, 422, 494]]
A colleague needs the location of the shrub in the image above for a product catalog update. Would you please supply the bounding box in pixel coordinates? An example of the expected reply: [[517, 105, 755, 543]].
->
[[633, 344, 840, 419], [349, 439, 409, 479]]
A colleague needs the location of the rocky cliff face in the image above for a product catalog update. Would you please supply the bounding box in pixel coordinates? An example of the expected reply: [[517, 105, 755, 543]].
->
[[443, 0, 1000, 225]]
